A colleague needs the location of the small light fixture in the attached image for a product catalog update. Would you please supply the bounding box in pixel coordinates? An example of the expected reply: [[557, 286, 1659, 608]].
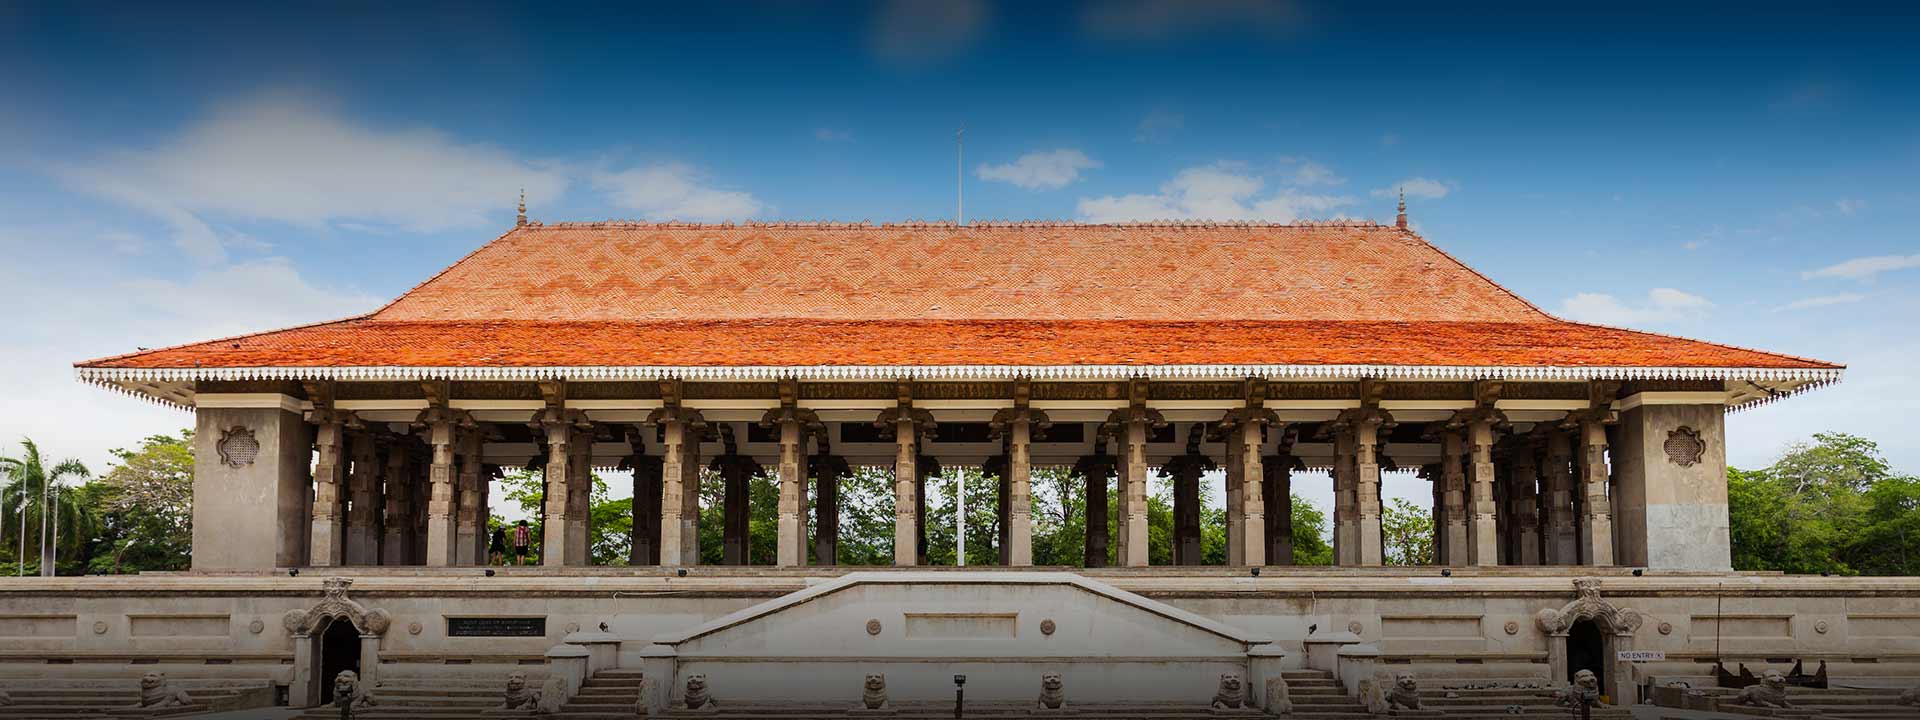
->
[[288, 569, 300, 577], [677, 568, 688, 578], [1820, 571, 1831, 577], [484, 569, 496, 577], [953, 674, 966, 687], [1632, 568, 1644, 577], [1250, 567, 1261, 577], [1441, 568, 1452, 577]]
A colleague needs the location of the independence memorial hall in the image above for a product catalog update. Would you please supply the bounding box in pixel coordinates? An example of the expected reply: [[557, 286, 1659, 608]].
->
[[7, 201, 1916, 717]]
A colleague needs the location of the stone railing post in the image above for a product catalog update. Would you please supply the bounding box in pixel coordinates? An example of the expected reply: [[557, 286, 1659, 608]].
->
[[1335, 643, 1382, 703], [639, 644, 678, 716], [1302, 630, 1362, 672], [544, 644, 590, 707], [565, 629, 622, 676], [1247, 644, 1290, 713]]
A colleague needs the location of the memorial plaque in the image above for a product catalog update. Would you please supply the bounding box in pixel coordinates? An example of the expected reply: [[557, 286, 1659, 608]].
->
[[447, 617, 546, 637]]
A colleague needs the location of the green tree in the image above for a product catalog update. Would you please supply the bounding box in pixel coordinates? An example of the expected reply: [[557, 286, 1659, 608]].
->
[[1381, 497, 1434, 566], [1288, 494, 1334, 566], [86, 432, 195, 574], [824, 467, 896, 566], [1, 439, 93, 576], [1727, 433, 1912, 575], [1854, 476, 1920, 576]]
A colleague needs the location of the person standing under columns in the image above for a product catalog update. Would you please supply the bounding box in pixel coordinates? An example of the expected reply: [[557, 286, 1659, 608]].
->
[[877, 380, 934, 567], [991, 381, 1047, 567]]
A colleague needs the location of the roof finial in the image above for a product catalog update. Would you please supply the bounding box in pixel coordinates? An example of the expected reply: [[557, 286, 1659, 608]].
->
[[1395, 186, 1408, 229], [516, 189, 527, 227]]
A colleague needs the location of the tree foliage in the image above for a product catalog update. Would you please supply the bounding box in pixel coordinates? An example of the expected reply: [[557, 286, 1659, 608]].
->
[[1382, 497, 1435, 566], [1, 438, 94, 575], [1728, 433, 1918, 575]]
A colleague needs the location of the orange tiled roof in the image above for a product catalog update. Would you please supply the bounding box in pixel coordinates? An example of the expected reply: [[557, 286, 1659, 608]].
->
[[76, 222, 1841, 374]]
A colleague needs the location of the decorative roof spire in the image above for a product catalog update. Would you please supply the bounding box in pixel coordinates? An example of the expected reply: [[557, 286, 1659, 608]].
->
[[1395, 186, 1408, 229], [516, 189, 528, 227]]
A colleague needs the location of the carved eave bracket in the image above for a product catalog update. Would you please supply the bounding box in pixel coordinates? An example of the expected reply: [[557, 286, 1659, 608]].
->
[[1535, 578, 1643, 637], [283, 578, 391, 638]]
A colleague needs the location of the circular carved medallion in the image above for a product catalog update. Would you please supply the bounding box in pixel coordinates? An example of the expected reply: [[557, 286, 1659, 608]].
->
[[217, 426, 261, 468], [865, 619, 882, 636], [1040, 619, 1056, 636], [1347, 621, 1363, 635], [1503, 621, 1520, 635], [1657, 622, 1673, 635], [1814, 620, 1830, 634], [564, 622, 580, 634], [93, 621, 109, 635], [408, 622, 423, 635], [1664, 427, 1706, 468], [247, 619, 265, 635]]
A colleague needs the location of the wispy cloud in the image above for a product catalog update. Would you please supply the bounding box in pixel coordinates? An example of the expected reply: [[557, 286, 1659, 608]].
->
[[1076, 162, 1354, 222], [870, 0, 988, 65], [1803, 254, 1920, 281], [1835, 198, 1866, 215], [1777, 294, 1867, 312], [814, 128, 853, 143], [1372, 177, 1452, 200], [1080, 0, 1301, 40], [1134, 108, 1184, 143], [53, 90, 567, 263], [593, 164, 764, 222], [1557, 288, 1713, 327], [1279, 158, 1344, 186], [976, 149, 1101, 190]]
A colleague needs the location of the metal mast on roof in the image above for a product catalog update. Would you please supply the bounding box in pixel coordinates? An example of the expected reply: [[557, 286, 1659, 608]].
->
[[956, 128, 965, 226]]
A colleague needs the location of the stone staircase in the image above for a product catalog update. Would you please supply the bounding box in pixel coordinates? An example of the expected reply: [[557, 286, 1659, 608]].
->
[[1416, 683, 1634, 719], [0, 679, 266, 718], [285, 668, 641, 720], [555, 668, 644, 719], [1670, 685, 1919, 720]]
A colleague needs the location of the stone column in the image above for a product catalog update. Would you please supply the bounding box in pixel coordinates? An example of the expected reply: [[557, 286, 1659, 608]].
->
[[653, 408, 705, 567], [451, 429, 480, 565], [811, 442, 849, 566], [1466, 413, 1502, 567], [422, 408, 466, 567], [566, 425, 593, 565], [775, 415, 807, 567], [1353, 413, 1385, 567], [309, 410, 349, 567], [1007, 417, 1034, 566], [344, 430, 382, 565], [1440, 431, 1469, 566], [192, 397, 314, 571], [1331, 430, 1358, 566], [1611, 399, 1732, 571], [892, 416, 919, 567], [1264, 446, 1295, 565], [1224, 423, 1245, 566], [1165, 426, 1207, 566], [1542, 428, 1578, 565], [536, 409, 575, 567], [628, 432, 663, 566], [1509, 443, 1542, 565], [1122, 418, 1150, 567], [1576, 415, 1615, 566], [1113, 448, 1132, 566], [381, 438, 414, 566], [1076, 441, 1115, 568], [1234, 413, 1267, 567], [711, 425, 760, 566]]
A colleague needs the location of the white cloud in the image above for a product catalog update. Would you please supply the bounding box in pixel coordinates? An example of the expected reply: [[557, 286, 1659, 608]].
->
[[1080, 0, 1301, 40], [975, 149, 1101, 190], [54, 91, 568, 263], [1134, 108, 1184, 143], [1556, 288, 1713, 327], [1835, 198, 1866, 215], [870, 0, 988, 65], [1777, 293, 1867, 311], [1279, 158, 1344, 186], [1803, 254, 1920, 281], [1372, 177, 1452, 200], [1076, 162, 1354, 222], [593, 164, 765, 221], [814, 128, 853, 143]]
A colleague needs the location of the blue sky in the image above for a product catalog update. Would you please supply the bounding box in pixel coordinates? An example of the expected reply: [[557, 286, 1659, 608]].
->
[[2, 2, 1916, 508]]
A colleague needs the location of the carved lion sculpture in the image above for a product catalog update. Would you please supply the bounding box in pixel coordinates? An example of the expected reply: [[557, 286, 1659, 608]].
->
[[1037, 672, 1066, 710], [861, 673, 889, 710], [1211, 672, 1246, 709], [1387, 672, 1421, 710], [332, 670, 375, 709], [133, 672, 193, 708], [1263, 676, 1293, 716], [500, 670, 541, 710], [683, 673, 716, 711], [1731, 670, 1792, 708]]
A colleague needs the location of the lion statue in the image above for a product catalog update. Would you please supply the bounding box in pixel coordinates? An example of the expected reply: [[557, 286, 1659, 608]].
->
[[1211, 672, 1246, 709], [682, 673, 716, 711], [1554, 669, 1601, 709], [1387, 672, 1421, 710], [133, 672, 193, 708], [332, 670, 375, 709], [860, 672, 889, 710], [1730, 670, 1792, 708], [1037, 672, 1066, 710], [500, 670, 541, 710]]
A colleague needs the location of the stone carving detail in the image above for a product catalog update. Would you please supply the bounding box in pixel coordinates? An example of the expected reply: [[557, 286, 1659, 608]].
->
[[1664, 427, 1706, 467], [860, 673, 889, 710], [1263, 676, 1293, 716], [1555, 670, 1601, 709], [1730, 670, 1792, 708], [1387, 672, 1422, 710], [682, 673, 716, 711], [133, 672, 193, 708], [1347, 621, 1363, 635], [1658, 621, 1673, 635], [332, 671, 375, 709], [499, 671, 540, 710], [408, 622, 423, 635], [1211, 672, 1246, 709], [1503, 621, 1519, 635], [1814, 620, 1830, 634], [92, 621, 108, 634], [1040, 619, 1056, 636], [282, 577, 392, 636], [865, 619, 883, 636], [217, 426, 260, 468], [248, 619, 265, 634], [1037, 672, 1066, 710], [1536, 578, 1643, 634]]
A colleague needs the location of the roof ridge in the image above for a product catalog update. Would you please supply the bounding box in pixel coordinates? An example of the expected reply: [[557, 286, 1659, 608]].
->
[[365, 223, 527, 319], [525, 219, 1389, 229]]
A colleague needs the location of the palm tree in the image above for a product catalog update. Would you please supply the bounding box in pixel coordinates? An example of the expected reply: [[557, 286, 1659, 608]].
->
[[1, 439, 92, 576]]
